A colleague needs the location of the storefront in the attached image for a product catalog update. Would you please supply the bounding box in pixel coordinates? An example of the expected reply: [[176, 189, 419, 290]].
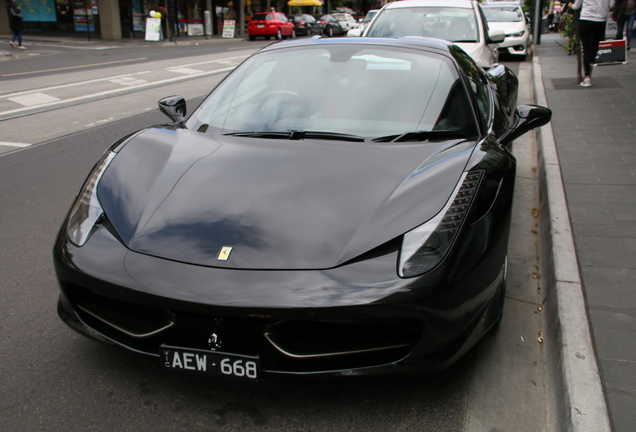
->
[[5, 0, 303, 40], [18, 0, 101, 37]]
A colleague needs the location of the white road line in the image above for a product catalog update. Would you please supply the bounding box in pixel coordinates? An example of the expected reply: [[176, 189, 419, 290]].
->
[[110, 77, 150, 86], [167, 67, 205, 75], [0, 142, 30, 148], [166, 55, 249, 69], [0, 66, 235, 117], [0, 71, 152, 100]]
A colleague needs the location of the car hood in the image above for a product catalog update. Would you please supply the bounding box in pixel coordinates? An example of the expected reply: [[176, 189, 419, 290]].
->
[[98, 127, 475, 270]]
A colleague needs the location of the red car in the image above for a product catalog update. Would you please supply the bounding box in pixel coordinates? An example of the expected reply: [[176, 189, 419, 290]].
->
[[248, 12, 295, 40]]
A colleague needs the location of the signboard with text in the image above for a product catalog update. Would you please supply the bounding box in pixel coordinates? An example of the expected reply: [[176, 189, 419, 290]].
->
[[222, 20, 236, 38], [145, 17, 162, 41], [595, 39, 627, 65]]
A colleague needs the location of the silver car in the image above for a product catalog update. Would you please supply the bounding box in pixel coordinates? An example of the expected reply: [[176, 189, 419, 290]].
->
[[482, 2, 532, 60], [349, 0, 505, 68]]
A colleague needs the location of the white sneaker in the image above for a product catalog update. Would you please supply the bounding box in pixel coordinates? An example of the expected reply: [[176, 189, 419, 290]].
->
[[580, 77, 592, 87]]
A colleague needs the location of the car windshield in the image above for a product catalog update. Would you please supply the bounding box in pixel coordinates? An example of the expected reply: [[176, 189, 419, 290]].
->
[[188, 45, 478, 139], [366, 7, 479, 43], [363, 10, 378, 23], [252, 13, 273, 21], [482, 6, 523, 22], [332, 13, 347, 20]]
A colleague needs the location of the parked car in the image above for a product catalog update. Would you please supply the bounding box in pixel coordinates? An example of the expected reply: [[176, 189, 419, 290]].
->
[[482, 2, 532, 60], [317, 14, 346, 37], [248, 12, 295, 41], [290, 14, 322, 36], [349, 0, 506, 68], [332, 12, 359, 32], [54, 36, 552, 380]]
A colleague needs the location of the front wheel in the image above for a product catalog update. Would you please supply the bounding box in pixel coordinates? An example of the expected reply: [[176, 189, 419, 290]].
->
[[328, 26, 333, 37], [275, 28, 282, 40]]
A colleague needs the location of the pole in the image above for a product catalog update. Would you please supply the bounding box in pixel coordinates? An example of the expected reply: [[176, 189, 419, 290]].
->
[[85, 0, 92, 41], [534, 0, 543, 45]]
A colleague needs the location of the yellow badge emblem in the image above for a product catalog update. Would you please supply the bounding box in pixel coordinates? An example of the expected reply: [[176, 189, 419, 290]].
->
[[217, 246, 232, 261]]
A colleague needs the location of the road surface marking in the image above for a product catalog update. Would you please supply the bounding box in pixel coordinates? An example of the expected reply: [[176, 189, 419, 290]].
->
[[0, 67, 235, 117], [0, 72, 152, 100], [7, 92, 60, 107], [0, 58, 149, 77], [110, 77, 150, 86], [0, 141, 30, 147], [167, 67, 205, 75]]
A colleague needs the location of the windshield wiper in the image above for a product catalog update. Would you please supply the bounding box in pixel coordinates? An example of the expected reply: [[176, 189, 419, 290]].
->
[[223, 130, 365, 142], [371, 130, 469, 143]]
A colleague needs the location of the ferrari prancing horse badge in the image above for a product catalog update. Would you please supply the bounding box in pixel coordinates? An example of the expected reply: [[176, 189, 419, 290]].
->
[[217, 246, 232, 261]]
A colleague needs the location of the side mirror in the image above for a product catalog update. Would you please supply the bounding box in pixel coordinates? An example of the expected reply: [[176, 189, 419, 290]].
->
[[500, 104, 552, 147], [487, 28, 506, 44], [347, 28, 363, 37], [158, 96, 186, 123]]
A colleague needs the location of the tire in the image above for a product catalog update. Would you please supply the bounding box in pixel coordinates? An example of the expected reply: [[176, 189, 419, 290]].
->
[[308, 28, 312, 36], [328, 26, 333, 37], [249, 35, 256, 41], [276, 28, 282, 40]]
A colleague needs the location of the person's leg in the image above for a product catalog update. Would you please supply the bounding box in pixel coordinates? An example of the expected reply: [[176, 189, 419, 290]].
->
[[616, 14, 627, 40], [17, 29, 23, 47], [578, 20, 594, 78], [626, 13, 636, 47], [589, 20, 606, 68]]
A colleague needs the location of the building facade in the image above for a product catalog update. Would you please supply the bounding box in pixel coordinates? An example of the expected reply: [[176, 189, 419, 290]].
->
[[1, 0, 292, 40]]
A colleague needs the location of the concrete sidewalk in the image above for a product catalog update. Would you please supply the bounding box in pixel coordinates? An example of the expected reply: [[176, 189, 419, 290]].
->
[[535, 32, 636, 432]]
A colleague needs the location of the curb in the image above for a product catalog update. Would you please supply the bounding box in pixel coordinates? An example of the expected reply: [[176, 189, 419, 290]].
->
[[532, 55, 612, 432]]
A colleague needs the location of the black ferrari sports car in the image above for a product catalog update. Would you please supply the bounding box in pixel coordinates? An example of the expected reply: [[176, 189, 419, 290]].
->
[[54, 36, 551, 381]]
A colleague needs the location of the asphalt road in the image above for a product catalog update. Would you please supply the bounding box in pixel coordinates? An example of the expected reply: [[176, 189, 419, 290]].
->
[[0, 41, 544, 432]]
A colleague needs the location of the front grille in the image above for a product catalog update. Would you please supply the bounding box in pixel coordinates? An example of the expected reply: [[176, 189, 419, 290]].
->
[[63, 281, 422, 373]]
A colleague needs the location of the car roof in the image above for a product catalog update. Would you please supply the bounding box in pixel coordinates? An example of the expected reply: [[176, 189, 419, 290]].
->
[[383, 0, 476, 9], [259, 35, 456, 56]]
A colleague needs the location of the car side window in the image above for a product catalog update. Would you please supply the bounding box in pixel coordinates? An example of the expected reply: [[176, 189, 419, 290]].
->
[[454, 49, 491, 130]]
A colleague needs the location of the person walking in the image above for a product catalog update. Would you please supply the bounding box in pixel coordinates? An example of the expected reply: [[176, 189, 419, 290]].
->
[[613, 0, 636, 49], [6, 0, 25, 49], [570, 0, 615, 87]]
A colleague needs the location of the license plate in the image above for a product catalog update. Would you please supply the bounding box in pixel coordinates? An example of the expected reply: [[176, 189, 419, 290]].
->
[[160, 345, 260, 381], [257, 24, 264, 28]]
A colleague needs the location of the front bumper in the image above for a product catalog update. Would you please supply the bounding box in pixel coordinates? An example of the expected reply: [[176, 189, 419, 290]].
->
[[497, 35, 531, 56], [54, 212, 508, 377]]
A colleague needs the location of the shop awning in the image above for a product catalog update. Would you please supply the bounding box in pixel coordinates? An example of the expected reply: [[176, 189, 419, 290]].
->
[[287, 0, 323, 6]]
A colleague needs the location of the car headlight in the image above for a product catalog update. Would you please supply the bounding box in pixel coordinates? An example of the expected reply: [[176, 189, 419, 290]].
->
[[508, 30, 525, 37], [399, 171, 483, 278], [67, 151, 116, 247]]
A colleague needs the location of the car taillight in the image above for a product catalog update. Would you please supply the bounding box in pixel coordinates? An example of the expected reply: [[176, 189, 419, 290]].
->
[[300, 20, 306, 25]]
